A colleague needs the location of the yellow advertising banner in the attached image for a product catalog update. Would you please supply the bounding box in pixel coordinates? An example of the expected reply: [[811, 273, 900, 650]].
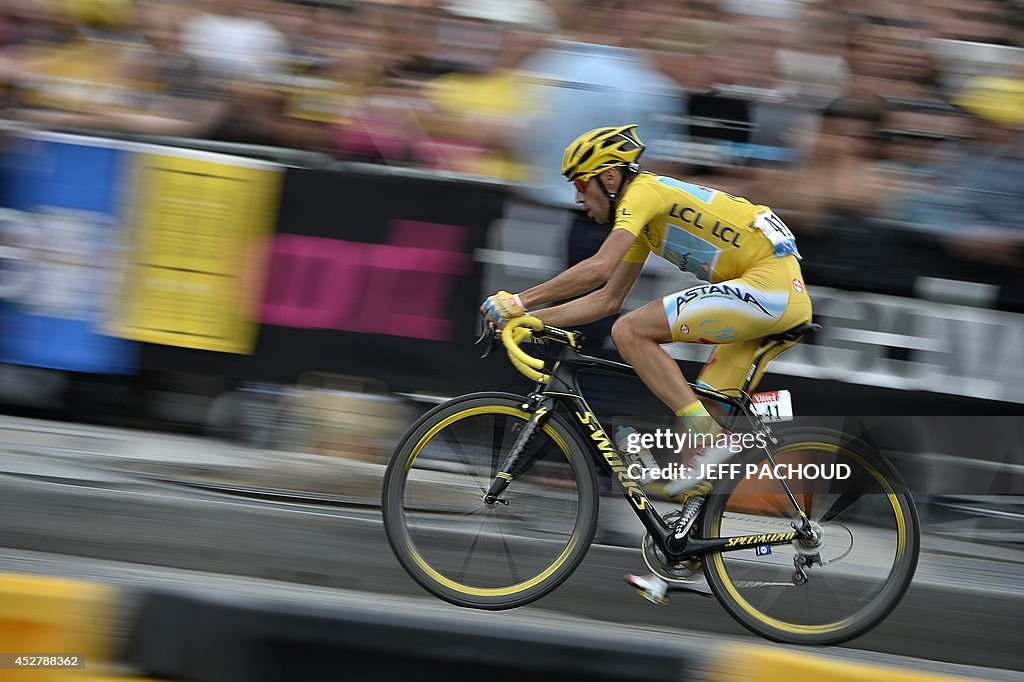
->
[[112, 150, 281, 353]]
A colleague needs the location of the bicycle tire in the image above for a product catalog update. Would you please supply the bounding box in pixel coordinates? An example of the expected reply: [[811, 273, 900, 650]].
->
[[382, 392, 600, 610], [700, 427, 920, 645]]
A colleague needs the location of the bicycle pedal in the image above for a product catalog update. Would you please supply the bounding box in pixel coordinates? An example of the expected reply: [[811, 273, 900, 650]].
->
[[624, 573, 669, 606]]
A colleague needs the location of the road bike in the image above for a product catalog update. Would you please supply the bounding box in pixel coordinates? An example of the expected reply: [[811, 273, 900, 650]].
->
[[382, 316, 920, 644]]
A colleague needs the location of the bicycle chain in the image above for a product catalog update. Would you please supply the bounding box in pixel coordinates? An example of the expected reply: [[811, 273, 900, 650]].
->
[[642, 509, 702, 581]]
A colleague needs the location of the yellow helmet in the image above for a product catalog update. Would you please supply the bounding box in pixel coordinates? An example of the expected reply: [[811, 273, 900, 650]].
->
[[64, 0, 134, 29], [561, 125, 645, 182], [954, 76, 1024, 129]]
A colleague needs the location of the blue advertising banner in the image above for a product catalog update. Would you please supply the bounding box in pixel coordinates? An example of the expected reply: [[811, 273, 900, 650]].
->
[[0, 133, 137, 373]]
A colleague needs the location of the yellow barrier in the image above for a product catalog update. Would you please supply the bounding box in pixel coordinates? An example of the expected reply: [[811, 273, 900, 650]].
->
[[80, 677, 176, 681], [0, 573, 116, 682], [712, 644, 985, 682]]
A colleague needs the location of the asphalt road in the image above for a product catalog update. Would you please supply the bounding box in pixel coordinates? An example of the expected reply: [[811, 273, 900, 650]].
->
[[0, 466, 1021, 678]]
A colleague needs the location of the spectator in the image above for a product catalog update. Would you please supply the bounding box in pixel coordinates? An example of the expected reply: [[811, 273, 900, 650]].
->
[[775, 2, 852, 107], [845, 14, 942, 102], [8, 0, 149, 129], [180, 0, 289, 84], [938, 0, 1017, 44], [0, 8, 20, 111], [514, 0, 683, 198], [411, 0, 554, 180], [174, 0, 295, 146], [464, 0, 687, 433], [510, 0, 684, 352], [869, 99, 968, 229], [638, 0, 738, 91], [772, 95, 947, 292], [332, 3, 472, 166], [83, 2, 233, 138], [761, 96, 884, 235], [279, 5, 389, 154], [10, 0, 296, 145], [937, 74, 1024, 268]]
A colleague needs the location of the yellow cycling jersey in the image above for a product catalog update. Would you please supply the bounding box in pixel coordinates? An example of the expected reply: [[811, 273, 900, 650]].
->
[[614, 173, 801, 282]]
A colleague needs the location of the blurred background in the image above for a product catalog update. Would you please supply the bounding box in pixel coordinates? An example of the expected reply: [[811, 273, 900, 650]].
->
[[0, 0, 1022, 678], [0, 0, 1021, 523]]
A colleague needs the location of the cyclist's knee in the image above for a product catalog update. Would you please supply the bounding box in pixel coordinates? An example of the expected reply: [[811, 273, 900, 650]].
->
[[610, 313, 636, 350], [613, 303, 673, 350], [612, 310, 656, 350]]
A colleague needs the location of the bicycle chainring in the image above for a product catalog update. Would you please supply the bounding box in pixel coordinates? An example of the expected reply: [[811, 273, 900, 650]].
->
[[641, 510, 702, 582]]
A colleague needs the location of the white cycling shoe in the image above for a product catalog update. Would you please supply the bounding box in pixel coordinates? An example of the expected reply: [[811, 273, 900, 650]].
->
[[624, 572, 669, 605], [664, 444, 736, 498]]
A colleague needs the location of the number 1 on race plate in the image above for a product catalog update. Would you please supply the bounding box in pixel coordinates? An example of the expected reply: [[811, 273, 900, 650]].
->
[[751, 390, 794, 422], [752, 210, 801, 259]]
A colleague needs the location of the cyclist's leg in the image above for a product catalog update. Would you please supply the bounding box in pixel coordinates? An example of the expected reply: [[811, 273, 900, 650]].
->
[[697, 258, 812, 403], [697, 335, 800, 404], [609, 300, 701, 417], [612, 275, 793, 431], [623, 258, 811, 602], [612, 256, 812, 451], [669, 259, 811, 483]]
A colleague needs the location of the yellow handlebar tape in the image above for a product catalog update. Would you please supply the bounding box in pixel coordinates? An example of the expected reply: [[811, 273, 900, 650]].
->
[[501, 316, 548, 383]]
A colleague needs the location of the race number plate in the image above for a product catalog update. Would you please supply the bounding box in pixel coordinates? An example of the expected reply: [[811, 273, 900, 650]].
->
[[752, 210, 801, 258], [751, 390, 794, 422]]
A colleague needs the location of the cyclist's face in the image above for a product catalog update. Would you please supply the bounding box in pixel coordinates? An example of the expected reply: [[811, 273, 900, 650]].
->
[[574, 174, 612, 224]]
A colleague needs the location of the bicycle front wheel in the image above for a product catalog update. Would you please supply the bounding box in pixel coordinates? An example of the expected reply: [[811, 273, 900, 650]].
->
[[700, 428, 920, 645], [382, 393, 599, 610]]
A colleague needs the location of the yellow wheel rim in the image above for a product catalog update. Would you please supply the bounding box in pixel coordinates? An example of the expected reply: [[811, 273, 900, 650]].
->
[[402, 405, 581, 598], [710, 442, 907, 635]]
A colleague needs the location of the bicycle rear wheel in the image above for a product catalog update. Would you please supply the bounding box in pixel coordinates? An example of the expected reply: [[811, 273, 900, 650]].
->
[[700, 428, 920, 644], [382, 393, 599, 609]]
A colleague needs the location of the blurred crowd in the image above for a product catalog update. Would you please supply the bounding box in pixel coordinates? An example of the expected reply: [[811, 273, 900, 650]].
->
[[1, 0, 1023, 272]]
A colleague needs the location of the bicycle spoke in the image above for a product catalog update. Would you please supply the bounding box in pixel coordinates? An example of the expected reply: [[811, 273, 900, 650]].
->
[[807, 492, 842, 523], [493, 516, 523, 584], [454, 513, 490, 585], [818, 470, 877, 523], [751, 566, 789, 613], [388, 398, 596, 606], [490, 413, 506, 480], [444, 428, 488, 494], [707, 438, 916, 642], [815, 571, 848, 614], [493, 509, 530, 524], [456, 505, 487, 519]]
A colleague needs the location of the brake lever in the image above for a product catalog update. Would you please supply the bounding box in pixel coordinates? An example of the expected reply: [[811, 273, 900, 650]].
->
[[475, 314, 499, 359]]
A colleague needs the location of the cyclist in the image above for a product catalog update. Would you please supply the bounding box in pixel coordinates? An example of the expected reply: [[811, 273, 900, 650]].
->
[[481, 124, 813, 604]]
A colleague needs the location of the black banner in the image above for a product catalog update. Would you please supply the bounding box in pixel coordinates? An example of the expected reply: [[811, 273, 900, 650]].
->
[[142, 167, 520, 394], [139, 164, 1024, 413]]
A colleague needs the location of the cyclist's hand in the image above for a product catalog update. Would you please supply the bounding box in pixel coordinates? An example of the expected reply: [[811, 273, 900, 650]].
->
[[481, 291, 526, 327]]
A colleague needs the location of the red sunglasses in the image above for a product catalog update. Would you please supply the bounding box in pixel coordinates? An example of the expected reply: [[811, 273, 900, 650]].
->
[[573, 177, 590, 193]]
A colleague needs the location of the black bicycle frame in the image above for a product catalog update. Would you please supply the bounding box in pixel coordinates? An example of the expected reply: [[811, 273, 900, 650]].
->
[[483, 341, 811, 562]]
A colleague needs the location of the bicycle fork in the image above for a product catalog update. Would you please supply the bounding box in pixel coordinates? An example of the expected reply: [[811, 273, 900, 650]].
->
[[482, 395, 555, 505]]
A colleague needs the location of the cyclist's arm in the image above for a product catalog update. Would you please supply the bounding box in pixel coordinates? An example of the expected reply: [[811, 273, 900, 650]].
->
[[518, 229, 636, 309], [533, 259, 644, 328]]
